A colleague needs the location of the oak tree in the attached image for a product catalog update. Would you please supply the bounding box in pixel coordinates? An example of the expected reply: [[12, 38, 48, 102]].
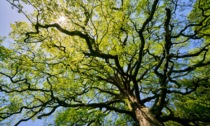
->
[[0, 0, 210, 125]]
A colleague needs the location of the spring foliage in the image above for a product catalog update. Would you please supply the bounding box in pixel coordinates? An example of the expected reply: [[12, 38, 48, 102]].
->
[[0, 0, 210, 125]]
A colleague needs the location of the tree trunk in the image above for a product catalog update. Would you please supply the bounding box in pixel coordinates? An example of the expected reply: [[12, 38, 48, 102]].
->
[[134, 107, 164, 126], [127, 95, 163, 126]]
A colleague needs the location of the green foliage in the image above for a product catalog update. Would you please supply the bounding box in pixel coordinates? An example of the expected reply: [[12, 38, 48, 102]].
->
[[55, 108, 134, 126], [0, 36, 12, 61], [1, 0, 210, 125]]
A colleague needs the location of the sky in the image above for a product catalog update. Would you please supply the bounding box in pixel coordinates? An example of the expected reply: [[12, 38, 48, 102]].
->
[[0, 0, 31, 48], [0, 0, 46, 126], [0, 0, 31, 36]]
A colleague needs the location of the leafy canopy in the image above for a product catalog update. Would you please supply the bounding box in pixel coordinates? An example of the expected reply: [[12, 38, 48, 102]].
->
[[0, 0, 210, 125]]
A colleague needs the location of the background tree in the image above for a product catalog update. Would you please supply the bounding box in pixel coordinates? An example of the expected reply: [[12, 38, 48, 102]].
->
[[0, 0, 210, 126]]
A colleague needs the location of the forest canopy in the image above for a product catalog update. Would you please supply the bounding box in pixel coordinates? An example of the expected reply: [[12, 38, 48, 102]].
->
[[0, 0, 210, 126]]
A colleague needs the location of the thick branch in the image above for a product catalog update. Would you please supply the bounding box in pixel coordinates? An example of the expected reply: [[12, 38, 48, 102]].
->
[[172, 60, 210, 73], [170, 44, 210, 58], [132, 0, 159, 104], [55, 98, 133, 116]]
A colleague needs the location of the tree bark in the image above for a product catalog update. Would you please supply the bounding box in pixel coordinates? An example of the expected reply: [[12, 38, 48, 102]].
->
[[134, 107, 164, 126], [128, 96, 164, 126]]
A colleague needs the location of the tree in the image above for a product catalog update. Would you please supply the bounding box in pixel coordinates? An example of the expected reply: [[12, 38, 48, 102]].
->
[[0, 0, 210, 125]]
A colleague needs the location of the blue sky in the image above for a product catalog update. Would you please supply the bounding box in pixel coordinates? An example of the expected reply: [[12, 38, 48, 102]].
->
[[0, 1, 46, 126], [0, 0, 28, 36]]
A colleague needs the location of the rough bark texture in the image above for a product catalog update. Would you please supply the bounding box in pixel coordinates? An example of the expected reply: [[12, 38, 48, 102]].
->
[[128, 95, 164, 126], [135, 107, 164, 126]]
